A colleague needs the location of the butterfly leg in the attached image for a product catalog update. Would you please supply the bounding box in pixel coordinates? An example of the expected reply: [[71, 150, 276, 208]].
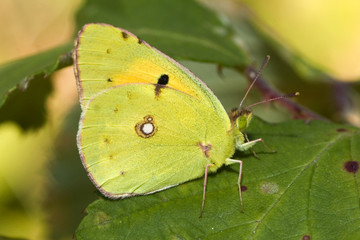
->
[[237, 135, 275, 154], [226, 159, 244, 212], [252, 136, 276, 153], [200, 164, 214, 218], [244, 133, 259, 158]]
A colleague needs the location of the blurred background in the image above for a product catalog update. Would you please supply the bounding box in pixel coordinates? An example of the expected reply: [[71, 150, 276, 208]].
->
[[0, 0, 359, 239]]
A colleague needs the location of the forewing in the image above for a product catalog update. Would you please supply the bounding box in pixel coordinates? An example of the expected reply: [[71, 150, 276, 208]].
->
[[74, 23, 222, 112]]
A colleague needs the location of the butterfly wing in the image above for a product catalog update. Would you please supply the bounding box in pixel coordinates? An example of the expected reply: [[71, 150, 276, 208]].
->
[[78, 84, 235, 197], [74, 23, 225, 117]]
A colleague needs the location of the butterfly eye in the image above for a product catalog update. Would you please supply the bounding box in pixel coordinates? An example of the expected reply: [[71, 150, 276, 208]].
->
[[135, 115, 157, 138]]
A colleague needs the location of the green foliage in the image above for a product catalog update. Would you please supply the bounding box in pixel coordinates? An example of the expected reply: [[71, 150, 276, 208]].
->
[[0, 75, 52, 130], [76, 118, 360, 239], [0, 44, 72, 130], [0, 44, 72, 107]]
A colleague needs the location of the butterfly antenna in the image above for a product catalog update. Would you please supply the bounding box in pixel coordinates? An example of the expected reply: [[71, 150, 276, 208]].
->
[[246, 92, 300, 109], [239, 55, 270, 108]]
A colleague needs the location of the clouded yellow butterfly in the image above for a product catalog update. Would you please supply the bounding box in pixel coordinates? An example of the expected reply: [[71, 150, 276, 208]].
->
[[74, 23, 269, 216]]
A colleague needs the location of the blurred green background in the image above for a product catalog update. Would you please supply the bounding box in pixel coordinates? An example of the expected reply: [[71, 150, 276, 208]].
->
[[0, 0, 359, 239]]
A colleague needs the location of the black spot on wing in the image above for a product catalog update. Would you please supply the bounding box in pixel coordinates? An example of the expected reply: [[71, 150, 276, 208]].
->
[[137, 37, 143, 44], [122, 32, 128, 39], [157, 74, 169, 85], [155, 74, 169, 97], [107, 78, 113, 83]]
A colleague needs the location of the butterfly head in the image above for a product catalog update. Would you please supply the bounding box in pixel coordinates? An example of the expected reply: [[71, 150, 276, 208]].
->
[[229, 55, 270, 133], [229, 108, 253, 133], [229, 55, 298, 133]]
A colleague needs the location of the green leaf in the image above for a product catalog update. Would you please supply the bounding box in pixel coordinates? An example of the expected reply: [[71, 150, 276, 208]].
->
[[0, 74, 52, 130], [75, 118, 360, 240], [0, 43, 72, 107], [0, 44, 72, 129], [76, 0, 249, 67]]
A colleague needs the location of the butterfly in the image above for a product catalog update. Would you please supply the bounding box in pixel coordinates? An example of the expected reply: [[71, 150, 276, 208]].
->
[[73, 23, 273, 217]]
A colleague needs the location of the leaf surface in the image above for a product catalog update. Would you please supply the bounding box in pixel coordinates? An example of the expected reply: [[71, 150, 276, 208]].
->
[[76, 118, 360, 240], [0, 44, 72, 107]]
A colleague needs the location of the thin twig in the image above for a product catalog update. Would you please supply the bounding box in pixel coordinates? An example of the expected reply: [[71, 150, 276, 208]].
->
[[241, 66, 328, 121]]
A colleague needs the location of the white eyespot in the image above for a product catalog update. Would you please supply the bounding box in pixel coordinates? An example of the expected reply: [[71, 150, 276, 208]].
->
[[142, 123, 154, 135], [135, 115, 157, 138]]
